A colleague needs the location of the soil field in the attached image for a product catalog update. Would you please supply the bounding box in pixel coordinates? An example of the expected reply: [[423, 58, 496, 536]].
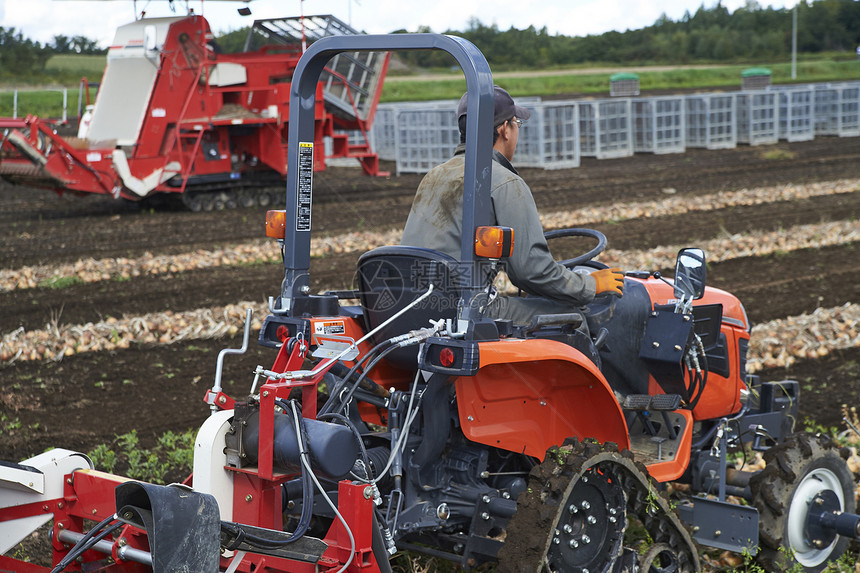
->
[[1, 137, 860, 460]]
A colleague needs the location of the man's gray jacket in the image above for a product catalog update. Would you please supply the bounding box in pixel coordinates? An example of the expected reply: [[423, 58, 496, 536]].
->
[[400, 145, 596, 322]]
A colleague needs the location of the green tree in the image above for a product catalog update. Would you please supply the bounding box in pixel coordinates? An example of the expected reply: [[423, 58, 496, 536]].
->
[[0, 27, 51, 78]]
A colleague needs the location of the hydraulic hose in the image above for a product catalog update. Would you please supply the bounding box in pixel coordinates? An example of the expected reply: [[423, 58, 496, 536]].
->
[[331, 344, 403, 416], [51, 516, 122, 573], [319, 339, 394, 416]]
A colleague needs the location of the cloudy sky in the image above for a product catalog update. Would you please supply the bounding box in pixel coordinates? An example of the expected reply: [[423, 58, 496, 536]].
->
[[3, 0, 796, 47]]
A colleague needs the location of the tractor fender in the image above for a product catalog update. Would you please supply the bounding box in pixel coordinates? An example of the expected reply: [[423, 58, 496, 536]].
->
[[455, 338, 629, 459]]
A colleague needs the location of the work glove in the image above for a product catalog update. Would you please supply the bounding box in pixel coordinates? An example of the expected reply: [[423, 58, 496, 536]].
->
[[592, 267, 624, 297]]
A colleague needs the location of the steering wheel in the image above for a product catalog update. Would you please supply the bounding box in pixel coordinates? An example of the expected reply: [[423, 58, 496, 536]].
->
[[544, 228, 607, 268]]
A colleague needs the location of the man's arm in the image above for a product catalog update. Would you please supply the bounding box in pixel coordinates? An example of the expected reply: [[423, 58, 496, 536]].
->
[[491, 176, 597, 305]]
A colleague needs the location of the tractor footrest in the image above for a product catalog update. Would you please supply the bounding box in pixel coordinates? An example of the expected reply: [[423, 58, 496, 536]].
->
[[622, 395, 652, 411], [622, 394, 682, 411], [650, 394, 682, 411]]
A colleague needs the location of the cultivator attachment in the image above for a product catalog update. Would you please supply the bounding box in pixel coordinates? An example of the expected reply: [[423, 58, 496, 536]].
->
[[0, 117, 118, 195]]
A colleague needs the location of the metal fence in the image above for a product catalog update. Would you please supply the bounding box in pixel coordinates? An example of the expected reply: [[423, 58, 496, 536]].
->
[[369, 80, 860, 174]]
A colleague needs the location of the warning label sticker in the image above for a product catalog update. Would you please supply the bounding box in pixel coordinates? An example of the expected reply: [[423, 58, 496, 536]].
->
[[313, 320, 346, 336], [297, 142, 314, 231]]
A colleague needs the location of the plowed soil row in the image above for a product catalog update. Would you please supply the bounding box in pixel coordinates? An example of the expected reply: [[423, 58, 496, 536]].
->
[[1, 135, 859, 466], [2, 138, 860, 268], [1, 243, 858, 337]]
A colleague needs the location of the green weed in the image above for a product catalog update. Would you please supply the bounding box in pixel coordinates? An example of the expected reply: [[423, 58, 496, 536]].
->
[[37, 275, 83, 290], [88, 428, 196, 484]]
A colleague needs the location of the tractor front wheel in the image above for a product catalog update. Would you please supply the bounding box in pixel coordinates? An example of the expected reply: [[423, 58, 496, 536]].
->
[[749, 433, 855, 572]]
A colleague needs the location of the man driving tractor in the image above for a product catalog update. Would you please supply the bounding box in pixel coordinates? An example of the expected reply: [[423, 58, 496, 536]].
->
[[400, 85, 625, 324]]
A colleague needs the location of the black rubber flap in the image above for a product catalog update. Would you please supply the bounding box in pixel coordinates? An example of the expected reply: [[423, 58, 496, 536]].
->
[[115, 482, 220, 573]]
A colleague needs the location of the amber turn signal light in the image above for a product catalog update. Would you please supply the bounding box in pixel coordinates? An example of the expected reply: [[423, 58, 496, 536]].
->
[[474, 226, 514, 259], [265, 210, 287, 239]]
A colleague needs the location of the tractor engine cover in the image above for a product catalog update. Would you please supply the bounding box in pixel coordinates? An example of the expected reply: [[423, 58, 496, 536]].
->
[[235, 408, 359, 480]]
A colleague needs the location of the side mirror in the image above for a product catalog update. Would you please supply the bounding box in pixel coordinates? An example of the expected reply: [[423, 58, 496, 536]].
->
[[474, 226, 514, 260], [674, 248, 706, 300]]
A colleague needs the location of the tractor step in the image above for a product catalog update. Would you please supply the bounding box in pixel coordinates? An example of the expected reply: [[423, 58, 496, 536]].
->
[[622, 394, 682, 411]]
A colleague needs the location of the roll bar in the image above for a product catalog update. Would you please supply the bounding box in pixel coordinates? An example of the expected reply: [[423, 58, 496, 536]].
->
[[280, 34, 495, 323]]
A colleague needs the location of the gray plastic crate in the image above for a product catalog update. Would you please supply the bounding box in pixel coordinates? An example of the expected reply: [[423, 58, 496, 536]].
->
[[777, 88, 814, 142], [735, 91, 778, 146], [741, 68, 772, 91], [632, 97, 685, 154], [610, 73, 640, 97], [685, 94, 736, 149]]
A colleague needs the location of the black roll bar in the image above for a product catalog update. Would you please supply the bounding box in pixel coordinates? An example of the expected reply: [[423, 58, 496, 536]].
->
[[280, 34, 495, 323]]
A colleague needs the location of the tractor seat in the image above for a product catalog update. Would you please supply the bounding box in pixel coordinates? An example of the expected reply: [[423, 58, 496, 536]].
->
[[356, 246, 462, 370]]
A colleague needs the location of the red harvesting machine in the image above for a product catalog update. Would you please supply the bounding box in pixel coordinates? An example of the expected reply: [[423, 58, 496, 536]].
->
[[0, 14, 389, 210]]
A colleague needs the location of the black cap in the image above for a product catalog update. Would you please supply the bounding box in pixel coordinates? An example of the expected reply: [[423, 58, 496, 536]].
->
[[457, 85, 531, 127]]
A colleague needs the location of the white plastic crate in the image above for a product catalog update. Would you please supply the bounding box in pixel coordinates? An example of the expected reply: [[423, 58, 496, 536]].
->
[[596, 99, 633, 159], [777, 88, 814, 142], [394, 109, 459, 175], [735, 91, 778, 146], [578, 102, 597, 157], [632, 97, 685, 154], [579, 99, 632, 159], [840, 83, 860, 137], [371, 106, 398, 161], [814, 86, 841, 136], [373, 100, 458, 162], [514, 102, 580, 169], [685, 94, 736, 149]]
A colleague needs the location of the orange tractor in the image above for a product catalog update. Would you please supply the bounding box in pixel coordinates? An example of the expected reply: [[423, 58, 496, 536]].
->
[[1, 34, 858, 573], [0, 13, 387, 210]]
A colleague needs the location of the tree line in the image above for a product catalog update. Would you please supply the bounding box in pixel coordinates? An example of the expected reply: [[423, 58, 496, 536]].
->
[[392, 0, 860, 69], [2, 0, 859, 83], [0, 29, 105, 80]]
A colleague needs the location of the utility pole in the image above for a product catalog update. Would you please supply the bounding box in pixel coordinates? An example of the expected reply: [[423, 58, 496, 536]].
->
[[791, 4, 797, 80]]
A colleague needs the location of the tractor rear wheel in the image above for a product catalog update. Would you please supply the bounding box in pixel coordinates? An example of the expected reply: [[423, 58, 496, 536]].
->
[[497, 438, 698, 573], [749, 433, 855, 572]]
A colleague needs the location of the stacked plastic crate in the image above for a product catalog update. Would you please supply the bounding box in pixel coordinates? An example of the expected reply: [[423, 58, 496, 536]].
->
[[371, 80, 858, 175], [632, 97, 685, 154], [736, 91, 779, 146], [685, 94, 736, 149]]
